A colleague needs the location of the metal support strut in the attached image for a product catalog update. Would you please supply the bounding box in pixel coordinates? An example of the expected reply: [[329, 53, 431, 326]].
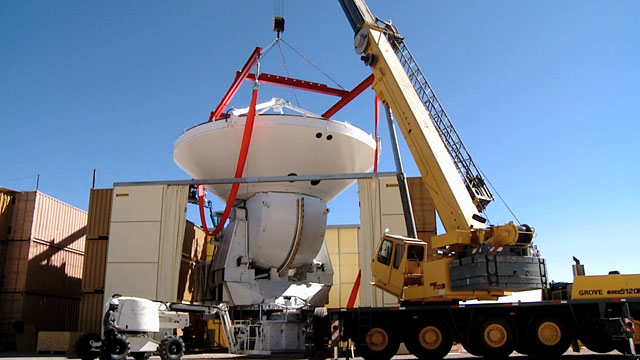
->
[[384, 105, 416, 238]]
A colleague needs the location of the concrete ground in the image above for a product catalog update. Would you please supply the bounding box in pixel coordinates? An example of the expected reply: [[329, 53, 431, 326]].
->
[[0, 347, 629, 360]]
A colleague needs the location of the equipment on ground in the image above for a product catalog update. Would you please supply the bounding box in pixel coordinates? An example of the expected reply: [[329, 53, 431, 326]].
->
[[76, 297, 234, 360]]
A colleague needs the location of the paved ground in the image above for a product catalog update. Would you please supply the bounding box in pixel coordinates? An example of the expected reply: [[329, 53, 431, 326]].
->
[[0, 348, 629, 359]]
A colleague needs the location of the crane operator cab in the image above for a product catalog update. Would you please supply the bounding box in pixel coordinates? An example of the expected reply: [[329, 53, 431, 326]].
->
[[372, 232, 548, 303]]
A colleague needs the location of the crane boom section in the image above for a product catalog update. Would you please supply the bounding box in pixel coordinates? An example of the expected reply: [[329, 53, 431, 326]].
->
[[363, 28, 485, 232]]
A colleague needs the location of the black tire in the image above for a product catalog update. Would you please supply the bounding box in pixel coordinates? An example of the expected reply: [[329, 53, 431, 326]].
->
[[159, 335, 185, 360], [527, 316, 572, 359], [404, 320, 452, 360], [580, 332, 615, 353], [461, 337, 483, 357], [312, 307, 330, 357], [75, 332, 101, 360], [100, 334, 129, 360], [131, 352, 152, 360], [358, 325, 400, 360], [472, 317, 516, 359]]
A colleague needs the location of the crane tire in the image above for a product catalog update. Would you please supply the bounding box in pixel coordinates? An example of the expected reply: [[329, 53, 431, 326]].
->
[[75, 332, 101, 360], [404, 319, 452, 360], [580, 332, 615, 353], [472, 317, 516, 359], [527, 316, 572, 359], [159, 335, 185, 360], [131, 352, 152, 360], [358, 324, 400, 360], [99, 334, 128, 360]]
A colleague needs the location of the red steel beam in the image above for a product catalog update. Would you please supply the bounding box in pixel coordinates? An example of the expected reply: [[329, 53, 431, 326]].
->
[[209, 47, 262, 121], [321, 74, 375, 119], [244, 73, 349, 97]]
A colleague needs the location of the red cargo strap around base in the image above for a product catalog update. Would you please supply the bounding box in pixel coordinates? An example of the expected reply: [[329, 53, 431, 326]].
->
[[199, 86, 259, 237]]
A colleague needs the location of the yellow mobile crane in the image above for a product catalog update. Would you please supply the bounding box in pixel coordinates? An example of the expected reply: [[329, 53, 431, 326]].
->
[[342, 1, 544, 303], [319, 1, 640, 360]]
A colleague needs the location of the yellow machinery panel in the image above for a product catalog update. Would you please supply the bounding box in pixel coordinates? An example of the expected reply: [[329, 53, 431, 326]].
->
[[326, 226, 361, 308], [572, 274, 640, 300]]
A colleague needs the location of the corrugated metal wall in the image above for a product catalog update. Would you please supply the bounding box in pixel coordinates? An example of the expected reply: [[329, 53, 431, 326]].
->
[[0, 189, 14, 241], [0, 190, 87, 351], [26, 241, 84, 296], [78, 292, 104, 334], [0, 190, 16, 296], [8, 192, 36, 241], [178, 220, 207, 303], [86, 189, 112, 240], [326, 226, 360, 308], [78, 189, 112, 334]]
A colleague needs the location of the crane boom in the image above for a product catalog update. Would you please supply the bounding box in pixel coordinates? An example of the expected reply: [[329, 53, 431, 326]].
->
[[339, 2, 494, 215], [338, 1, 547, 302]]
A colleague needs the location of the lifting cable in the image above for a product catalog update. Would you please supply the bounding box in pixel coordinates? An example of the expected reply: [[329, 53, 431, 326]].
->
[[279, 38, 345, 90], [198, 83, 260, 237], [276, 40, 301, 107], [478, 168, 520, 226]]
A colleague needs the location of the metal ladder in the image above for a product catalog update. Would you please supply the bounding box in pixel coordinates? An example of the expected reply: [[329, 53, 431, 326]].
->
[[388, 32, 494, 212]]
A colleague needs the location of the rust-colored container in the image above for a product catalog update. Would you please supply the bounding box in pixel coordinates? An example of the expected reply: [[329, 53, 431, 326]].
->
[[0, 292, 80, 350], [0, 190, 86, 350], [8, 191, 87, 253], [407, 177, 436, 233], [81, 239, 108, 293], [25, 241, 84, 297], [0, 189, 16, 289], [86, 189, 113, 240], [1, 240, 84, 296], [1, 240, 29, 292], [77, 292, 104, 334], [177, 220, 207, 303], [0, 189, 15, 241]]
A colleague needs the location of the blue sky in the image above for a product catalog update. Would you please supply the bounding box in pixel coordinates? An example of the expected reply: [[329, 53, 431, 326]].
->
[[2, 1, 639, 282]]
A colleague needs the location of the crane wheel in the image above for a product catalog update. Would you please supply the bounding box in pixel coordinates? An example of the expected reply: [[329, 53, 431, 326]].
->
[[404, 320, 452, 360], [158, 335, 185, 360], [580, 331, 615, 353], [99, 335, 129, 360], [472, 317, 515, 359], [131, 352, 152, 360], [75, 332, 101, 360], [527, 316, 572, 359], [359, 325, 399, 360]]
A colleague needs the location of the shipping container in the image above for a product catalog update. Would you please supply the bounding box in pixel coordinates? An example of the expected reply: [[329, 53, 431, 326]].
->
[[77, 292, 104, 334], [407, 177, 436, 233], [8, 191, 87, 253], [81, 239, 108, 293], [1, 240, 84, 297], [326, 226, 361, 308], [1, 240, 29, 292], [0, 190, 16, 291], [0, 189, 15, 241], [86, 189, 113, 240], [25, 241, 84, 297], [0, 292, 80, 350], [8, 192, 35, 241], [178, 220, 206, 303]]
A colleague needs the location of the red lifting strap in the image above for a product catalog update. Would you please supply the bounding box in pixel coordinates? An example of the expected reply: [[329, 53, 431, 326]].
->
[[346, 270, 361, 308], [209, 47, 262, 121], [199, 86, 259, 237], [374, 96, 380, 173]]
